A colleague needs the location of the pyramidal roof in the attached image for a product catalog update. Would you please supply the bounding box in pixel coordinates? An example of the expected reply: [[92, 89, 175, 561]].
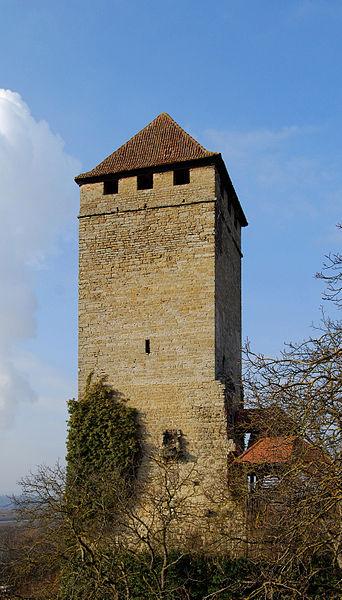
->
[[75, 113, 217, 182]]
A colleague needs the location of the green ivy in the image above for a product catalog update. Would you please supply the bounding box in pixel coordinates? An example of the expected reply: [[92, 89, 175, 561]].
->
[[61, 377, 341, 599], [66, 373, 140, 480], [64, 373, 141, 525], [61, 375, 141, 597]]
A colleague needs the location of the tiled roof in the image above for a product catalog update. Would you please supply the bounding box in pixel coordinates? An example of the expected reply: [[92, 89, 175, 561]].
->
[[237, 437, 297, 464], [234, 436, 326, 465], [75, 113, 217, 181]]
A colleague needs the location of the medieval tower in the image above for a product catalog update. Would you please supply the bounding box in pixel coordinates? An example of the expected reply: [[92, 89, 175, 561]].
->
[[75, 113, 247, 476]]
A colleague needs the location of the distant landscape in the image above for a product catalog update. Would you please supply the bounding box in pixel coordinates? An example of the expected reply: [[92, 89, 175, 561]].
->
[[0, 496, 17, 525], [0, 496, 13, 509]]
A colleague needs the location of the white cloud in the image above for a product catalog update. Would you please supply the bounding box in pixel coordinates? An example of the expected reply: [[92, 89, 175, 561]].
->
[[202, 121, 342, 362], [13, 349, 76, 414], [205, 125, 304, 161], [0, 89, 80, 427], [291, 0, 342, 21], [203, 125, 342, 229]]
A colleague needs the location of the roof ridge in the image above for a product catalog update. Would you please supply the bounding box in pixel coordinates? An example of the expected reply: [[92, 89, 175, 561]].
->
[[155, 112, 212, 154], [75, 113, 216, 181], [108, 112, 211, 158]]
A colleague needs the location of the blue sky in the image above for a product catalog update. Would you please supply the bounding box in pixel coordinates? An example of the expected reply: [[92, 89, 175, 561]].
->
[[0, 0, 341, 491]]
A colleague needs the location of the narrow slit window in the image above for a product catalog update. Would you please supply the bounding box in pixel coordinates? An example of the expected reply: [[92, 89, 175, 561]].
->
[[137, 173, 153, 190], [173, 168, 190, 186], [103, 179, 118, 195], [145, 339, 150, 354]]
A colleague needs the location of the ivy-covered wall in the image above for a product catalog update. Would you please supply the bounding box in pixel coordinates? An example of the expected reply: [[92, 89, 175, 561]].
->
[[66, 373, 141, 486]]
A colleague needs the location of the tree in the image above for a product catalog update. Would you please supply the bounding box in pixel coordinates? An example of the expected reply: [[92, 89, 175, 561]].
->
[[0, 377, 141, 600], [2, 235, 342, 598], [0, 463, 66, 599], [316, 224, 342, 308], [1, 456, 258, 600], [236, 238, 342, 597]]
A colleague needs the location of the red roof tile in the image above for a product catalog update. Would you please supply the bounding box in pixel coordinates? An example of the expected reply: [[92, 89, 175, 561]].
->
[[75, 113, 217, 181], [237, 437, 297, 464], [236, 436, 328, 466]]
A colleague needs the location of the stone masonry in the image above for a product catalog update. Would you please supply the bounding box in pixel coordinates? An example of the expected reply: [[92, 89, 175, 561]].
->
[[76, 113, 247, 480]]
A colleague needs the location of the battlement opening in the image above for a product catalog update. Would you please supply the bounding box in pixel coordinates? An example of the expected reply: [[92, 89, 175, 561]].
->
[[103, 179, 118, 195], [173, 168, 190, 186], [137, 173, 153, 190]]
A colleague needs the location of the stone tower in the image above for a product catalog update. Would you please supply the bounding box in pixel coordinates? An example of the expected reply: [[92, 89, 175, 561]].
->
[[75, 113, 247, 475]]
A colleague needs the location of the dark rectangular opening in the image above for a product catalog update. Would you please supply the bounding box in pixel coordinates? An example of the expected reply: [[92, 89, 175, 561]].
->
[[173, 168, 190, 186], [145, 339, 150, 354], [137, 173, 153, 190], [103, 179, 118, 195]]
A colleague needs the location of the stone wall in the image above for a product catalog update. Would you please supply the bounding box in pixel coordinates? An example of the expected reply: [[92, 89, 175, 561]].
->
[[214, 169, 242, 398], [78, 163, 242, 479]]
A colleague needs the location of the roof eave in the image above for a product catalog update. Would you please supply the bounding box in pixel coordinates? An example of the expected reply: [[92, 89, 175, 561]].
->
[[75, 153, 248, 228], [74, 154, 217, 185]]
